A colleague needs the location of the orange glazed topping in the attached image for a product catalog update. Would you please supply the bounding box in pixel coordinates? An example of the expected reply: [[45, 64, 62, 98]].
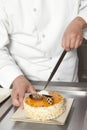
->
[[25, 92, 64, 107]]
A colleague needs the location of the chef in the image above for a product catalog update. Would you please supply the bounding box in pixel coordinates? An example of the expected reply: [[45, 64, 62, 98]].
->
[[0, 0, 87, 107]]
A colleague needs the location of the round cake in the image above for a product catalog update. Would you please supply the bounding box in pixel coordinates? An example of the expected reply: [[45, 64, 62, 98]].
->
[[23, 91, 65, 121]]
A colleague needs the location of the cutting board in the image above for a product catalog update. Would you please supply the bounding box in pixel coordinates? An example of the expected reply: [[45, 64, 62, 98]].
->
[[11, 98, 74, 125]]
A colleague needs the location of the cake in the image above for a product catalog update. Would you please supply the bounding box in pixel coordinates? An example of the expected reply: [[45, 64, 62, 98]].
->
[[23, 90, 65, 121]]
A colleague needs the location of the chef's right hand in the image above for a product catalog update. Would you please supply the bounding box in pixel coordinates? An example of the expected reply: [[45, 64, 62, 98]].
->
[[11, 75, 36, 108], [62, 16, 87, 51]]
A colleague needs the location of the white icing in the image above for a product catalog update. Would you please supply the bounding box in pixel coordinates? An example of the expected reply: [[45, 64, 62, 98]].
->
[[38, 90, 49, 95]]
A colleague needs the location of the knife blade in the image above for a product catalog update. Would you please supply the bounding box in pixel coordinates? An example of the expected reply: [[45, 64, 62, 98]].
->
[[44, 50, 67, 89]]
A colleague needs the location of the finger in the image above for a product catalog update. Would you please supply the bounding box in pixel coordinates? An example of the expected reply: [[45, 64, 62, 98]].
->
[[19, 90, 25, 109], [75, 38, 83, 49], [19, 85, 36, 108], [62, 36, 71, 51], [62, 36, 66, 48], [69, 38, 76, 49], [19, 96, 24, 109], [11, 90, 20, 106], [27, 83, 36, 93], [12, 98, 19, 107]]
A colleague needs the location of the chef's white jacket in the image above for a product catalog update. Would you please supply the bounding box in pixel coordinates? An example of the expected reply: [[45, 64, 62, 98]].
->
[[0, 0, 87, 88]]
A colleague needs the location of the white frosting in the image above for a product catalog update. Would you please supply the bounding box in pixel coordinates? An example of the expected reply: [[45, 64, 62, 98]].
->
[[38, 90, 49, 95]]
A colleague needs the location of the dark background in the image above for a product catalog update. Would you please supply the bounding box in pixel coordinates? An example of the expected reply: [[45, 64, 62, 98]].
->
[[78, 38, 87, 82]]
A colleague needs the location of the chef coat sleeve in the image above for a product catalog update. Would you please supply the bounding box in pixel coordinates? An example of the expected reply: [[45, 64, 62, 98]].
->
[[78, 0, 87, 22], [0, 0, 23, 88]]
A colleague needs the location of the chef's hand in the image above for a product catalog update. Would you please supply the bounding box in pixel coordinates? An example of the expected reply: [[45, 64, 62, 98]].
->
[[62, 16, 87, 51], [11, 75, 36, 108]]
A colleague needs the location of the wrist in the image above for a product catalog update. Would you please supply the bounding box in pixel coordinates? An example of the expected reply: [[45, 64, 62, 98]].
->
[[12, 75, 24, 85], [75, 16, 87, 29]]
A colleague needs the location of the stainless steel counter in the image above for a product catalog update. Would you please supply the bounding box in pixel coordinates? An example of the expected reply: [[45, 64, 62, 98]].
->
[[0, 82, 87, 130]]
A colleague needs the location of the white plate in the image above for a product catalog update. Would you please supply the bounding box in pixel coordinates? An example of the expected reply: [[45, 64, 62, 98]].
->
[[0, 88, 11, 103], [11, 98, 74, 125]]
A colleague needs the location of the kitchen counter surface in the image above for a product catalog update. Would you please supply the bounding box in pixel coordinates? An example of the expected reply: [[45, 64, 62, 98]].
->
[[0, 81, 87, 130]]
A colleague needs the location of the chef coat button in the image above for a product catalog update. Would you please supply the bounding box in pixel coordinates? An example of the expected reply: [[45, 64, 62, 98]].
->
[[50, 57, 52, 59], [42, 34, 46, 38], [33, 8, 37, 12]]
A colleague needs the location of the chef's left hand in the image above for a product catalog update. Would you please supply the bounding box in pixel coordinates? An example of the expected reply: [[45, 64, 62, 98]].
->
[[62, 17, 87, 51]]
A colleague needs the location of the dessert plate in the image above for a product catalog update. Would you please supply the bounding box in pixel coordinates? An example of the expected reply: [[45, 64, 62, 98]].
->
[[0, 88, 11, 103]]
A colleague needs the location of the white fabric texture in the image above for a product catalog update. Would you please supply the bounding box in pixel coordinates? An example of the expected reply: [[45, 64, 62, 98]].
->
[[0, 0, 87, 88]]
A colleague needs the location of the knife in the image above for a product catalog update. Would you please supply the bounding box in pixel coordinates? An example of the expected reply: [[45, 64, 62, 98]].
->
[[44, 50, 67, 89]]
